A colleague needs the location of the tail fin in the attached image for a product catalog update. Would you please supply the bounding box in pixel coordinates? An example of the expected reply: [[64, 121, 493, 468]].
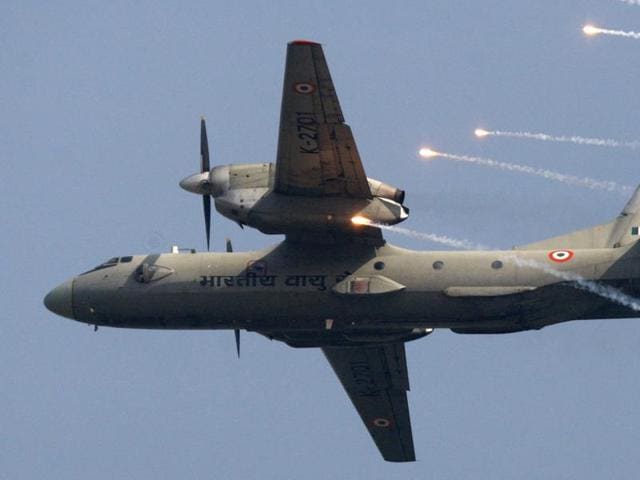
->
[[516, 186, 640, 250], [607, 186, 640, 247]]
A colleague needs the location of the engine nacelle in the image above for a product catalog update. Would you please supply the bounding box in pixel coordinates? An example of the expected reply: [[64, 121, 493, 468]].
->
[[367, 178, 405, 205], [180, 163, 410, 234]]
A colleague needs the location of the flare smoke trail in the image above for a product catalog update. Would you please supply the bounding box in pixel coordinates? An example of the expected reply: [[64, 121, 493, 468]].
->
[[506, 255, 640, 311], [375, 222, 640, 312], [583, 24, 640, 39], [376, 224, 489, 250], [418, 149, 632, 195], [619, 0, 640, 6], [475, 128, 640, 150]]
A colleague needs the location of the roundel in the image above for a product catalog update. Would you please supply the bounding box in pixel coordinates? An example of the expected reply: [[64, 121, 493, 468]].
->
[[548, 250, 574, 263], [372, 417, 391, 428], [293, 82, 316, 94]]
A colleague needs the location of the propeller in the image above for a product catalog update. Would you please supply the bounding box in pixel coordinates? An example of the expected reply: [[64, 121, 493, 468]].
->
[[178, 117, 214, 251], [185, 119, 239, 354], [226, 237, 240, 357], [200, 117, 212, 251]]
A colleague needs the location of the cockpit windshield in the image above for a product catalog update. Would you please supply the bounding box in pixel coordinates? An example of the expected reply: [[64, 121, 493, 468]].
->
[[80, 256, 132, 275]]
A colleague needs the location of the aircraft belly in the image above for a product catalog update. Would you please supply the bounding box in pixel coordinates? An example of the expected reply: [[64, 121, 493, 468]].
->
[[85, 283, 606, 332]]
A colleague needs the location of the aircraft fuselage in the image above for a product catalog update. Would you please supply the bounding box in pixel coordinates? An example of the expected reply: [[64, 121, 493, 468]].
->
[[46, 241, 640, 341]]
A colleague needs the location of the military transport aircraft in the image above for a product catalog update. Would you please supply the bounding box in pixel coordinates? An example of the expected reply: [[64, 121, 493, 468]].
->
[[45, 40, 640, 462]]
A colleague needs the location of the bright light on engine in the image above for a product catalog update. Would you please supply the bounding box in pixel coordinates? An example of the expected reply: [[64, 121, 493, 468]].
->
[[351, 216, 373, 226]]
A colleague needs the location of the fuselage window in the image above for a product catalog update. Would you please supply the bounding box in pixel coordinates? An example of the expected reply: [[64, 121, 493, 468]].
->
[[432, 261, 444, 270], [374, 261, 385, 271], [491, 260, 503, 269]]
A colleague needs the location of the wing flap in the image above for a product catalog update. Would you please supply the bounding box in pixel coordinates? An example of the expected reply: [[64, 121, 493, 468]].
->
[[322, 342, 416, 462]]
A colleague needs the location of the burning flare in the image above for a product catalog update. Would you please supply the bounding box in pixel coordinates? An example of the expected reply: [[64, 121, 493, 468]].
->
[[582, 24, 640, 39], [418, 148, 441, 159], [583, 24, 601, 36], [472, 127, 640, 150], [418, 148, 632, 194]]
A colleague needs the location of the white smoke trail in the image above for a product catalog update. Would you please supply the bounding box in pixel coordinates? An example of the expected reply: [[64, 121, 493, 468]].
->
[[376, 224, 490, 250], [505, 255, 640, 312], [419, 149, 633, 195], [377, 222, 640, 311], [584, 24, 640, 39], [619, 0, 640, 6], [475, 128, 640, 150]]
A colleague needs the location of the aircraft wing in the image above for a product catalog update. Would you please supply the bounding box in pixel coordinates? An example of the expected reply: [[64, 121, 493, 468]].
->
[[322, 342, 416, 462], [274, 41, 372, 199]]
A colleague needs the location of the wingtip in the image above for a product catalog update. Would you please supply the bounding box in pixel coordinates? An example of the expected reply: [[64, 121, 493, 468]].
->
[[289, 39, 320, 46]]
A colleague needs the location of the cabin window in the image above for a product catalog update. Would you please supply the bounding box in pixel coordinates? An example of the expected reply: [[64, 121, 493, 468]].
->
[[491, 260, 503, 269], [374, 261, 385, 271], [432, 261, 444, 270]]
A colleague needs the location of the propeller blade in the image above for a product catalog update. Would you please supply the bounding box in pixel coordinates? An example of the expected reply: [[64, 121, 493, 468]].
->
[[203, 194, 211, 251], [234, 329, 240, 358], [200, 117, 210, 173], [226, 238, 233, 253]]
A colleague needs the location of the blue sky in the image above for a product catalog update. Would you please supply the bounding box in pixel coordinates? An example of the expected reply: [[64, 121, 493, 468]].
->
[[3, 1, 640, 478]]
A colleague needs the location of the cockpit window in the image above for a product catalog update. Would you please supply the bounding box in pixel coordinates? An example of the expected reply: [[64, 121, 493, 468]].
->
[[120, 256, 133, 263], [80, 257, 121, 275]]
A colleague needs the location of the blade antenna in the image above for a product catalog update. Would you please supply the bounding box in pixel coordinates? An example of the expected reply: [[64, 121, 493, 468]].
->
[[234, 329, 241, 358]]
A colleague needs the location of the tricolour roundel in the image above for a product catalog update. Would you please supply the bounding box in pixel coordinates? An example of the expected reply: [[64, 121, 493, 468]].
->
[[372, 417, 391, 428], [548, 249, 574, 263], [293, 82, 316, 94]]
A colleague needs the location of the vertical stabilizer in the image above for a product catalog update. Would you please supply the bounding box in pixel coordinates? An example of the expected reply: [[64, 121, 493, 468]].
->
[[608, 186, 640, 248], [516, 186, 640, 250]]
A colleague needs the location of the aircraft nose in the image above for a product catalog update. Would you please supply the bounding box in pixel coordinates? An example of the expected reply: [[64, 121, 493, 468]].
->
[[44, 279, 74, 319]]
